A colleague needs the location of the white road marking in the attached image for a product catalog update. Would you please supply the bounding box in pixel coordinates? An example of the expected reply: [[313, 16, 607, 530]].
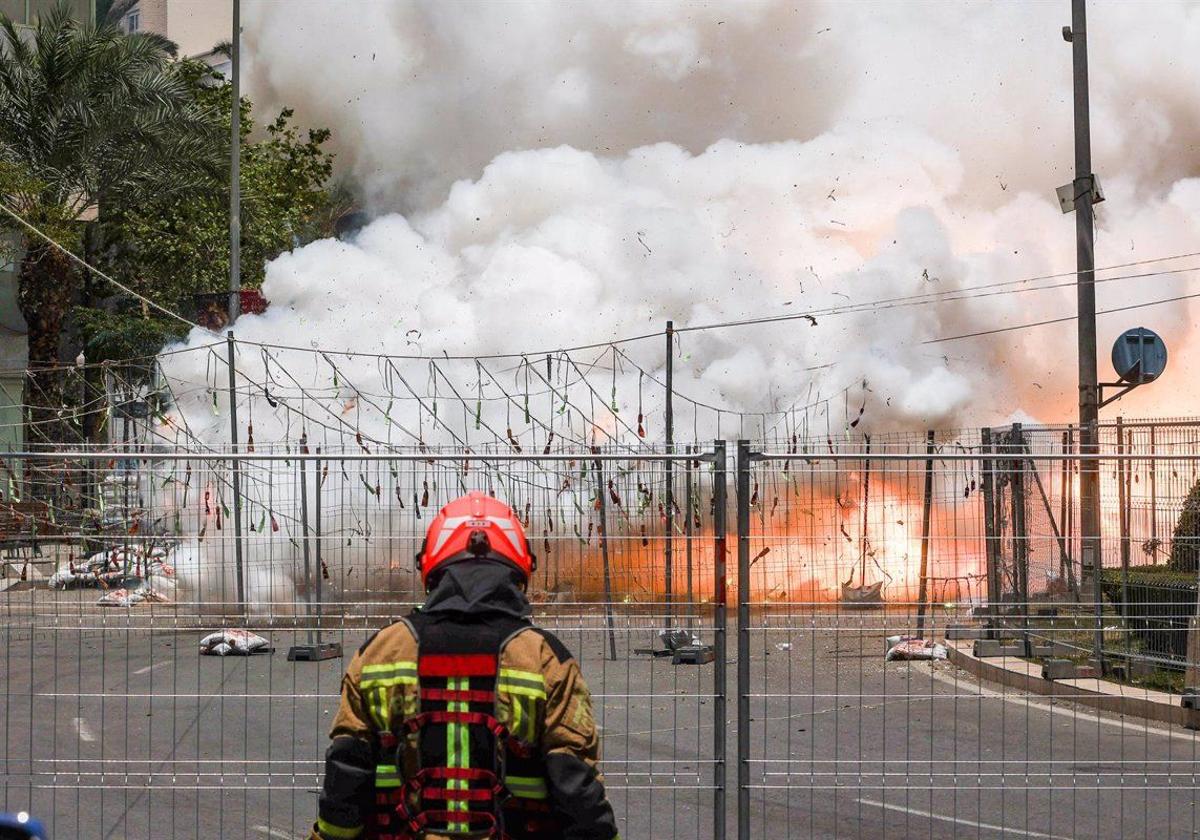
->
[[133, 661, 171, 675], [252, 826, 291, 839], [915, 661, 1200, 744], [73, 717, 96, 742], [858, 797, 1074, 839]]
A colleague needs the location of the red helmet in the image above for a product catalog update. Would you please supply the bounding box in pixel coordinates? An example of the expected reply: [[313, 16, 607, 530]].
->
[[417, 491, 535, 586]]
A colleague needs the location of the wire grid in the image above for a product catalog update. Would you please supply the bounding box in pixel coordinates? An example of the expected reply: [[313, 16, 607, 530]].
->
[[738, 441, 1200, 840], [0, 446, 725, 839]]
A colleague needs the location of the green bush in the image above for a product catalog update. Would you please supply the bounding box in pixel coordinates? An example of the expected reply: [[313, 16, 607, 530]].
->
[[1169, 478, 1200, 573]]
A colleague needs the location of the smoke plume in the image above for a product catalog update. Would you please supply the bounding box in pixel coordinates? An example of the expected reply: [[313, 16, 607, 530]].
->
[[150, 1, 1200, 605]]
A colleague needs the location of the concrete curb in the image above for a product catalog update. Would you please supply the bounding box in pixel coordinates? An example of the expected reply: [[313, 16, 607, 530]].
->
[[945, 639, 1200, 729]]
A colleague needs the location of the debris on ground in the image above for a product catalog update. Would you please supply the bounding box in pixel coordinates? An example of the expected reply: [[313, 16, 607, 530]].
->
[[200, 629, 273, 656], [885, 637, 948, 661], [660, 628, 702, 651], [96, 586, 170, 608], [50, 545, 177, 606]]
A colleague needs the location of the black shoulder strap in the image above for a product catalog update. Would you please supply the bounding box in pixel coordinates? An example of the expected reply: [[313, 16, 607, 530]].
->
[[531, 627, 575, 664]]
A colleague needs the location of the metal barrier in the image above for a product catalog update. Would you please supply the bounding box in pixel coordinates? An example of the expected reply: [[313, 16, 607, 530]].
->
[[0, 445, 727, 839], [736, 437, 1200, 840], [8, 429, 1200, 838]]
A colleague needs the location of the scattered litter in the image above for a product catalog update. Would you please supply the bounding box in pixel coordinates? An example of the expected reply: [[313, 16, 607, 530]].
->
[[200, 630, 273, 657], [97, 588, 144, 607], [52, 545, 175, 593], [775, 642, 792, 651], [659, 629, 702, 651], [885, 637, 947, 662]]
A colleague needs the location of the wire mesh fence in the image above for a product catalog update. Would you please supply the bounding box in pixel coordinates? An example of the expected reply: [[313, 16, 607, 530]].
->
[[736, 437, 1200, 840], [0, 446, 727, 839], [6, 423, 1200, 839]]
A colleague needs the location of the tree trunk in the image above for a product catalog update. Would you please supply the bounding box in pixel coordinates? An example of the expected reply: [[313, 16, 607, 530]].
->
[[17, 237, 80, 501]]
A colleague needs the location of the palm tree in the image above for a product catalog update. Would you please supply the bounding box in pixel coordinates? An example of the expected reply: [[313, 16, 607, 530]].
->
[[0, 2, 217, 446]]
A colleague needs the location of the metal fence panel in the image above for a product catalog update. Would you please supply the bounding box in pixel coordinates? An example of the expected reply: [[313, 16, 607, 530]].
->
[[737, 435, 1200, 840], [1, 446, 726, 840]]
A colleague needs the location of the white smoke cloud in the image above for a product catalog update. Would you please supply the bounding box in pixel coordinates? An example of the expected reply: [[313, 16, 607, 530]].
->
[[152, 0, 1200, 604], [219, 0, 1200, 434]]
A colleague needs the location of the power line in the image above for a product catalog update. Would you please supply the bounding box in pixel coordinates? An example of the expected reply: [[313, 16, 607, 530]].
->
[[923, 290, 1200, 344], [674, 262, 1200, 336], [0, 201, 202, 331]]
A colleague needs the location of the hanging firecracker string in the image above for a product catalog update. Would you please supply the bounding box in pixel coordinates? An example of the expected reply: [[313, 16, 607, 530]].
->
[[637, 371, 645, 438], [429, 361, 439, 421], [610, 347, 619, 413], [558, 352, 570, 415], [521, 358, 531, 424], [475, 361, 483, 430]]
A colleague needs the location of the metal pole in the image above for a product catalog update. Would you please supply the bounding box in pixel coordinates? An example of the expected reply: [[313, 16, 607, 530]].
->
[[711, 440, 728, 840], [685, 444, 695, 628], [228, 0, 241, 323], [980, 428, 1001, 637], [594, 453, 618, 662], [1150, 424, 1158, 551], [299, 452, 314, 646], [1067, 0, 1104, 670], [1059, 431, 1071, 590], [313, 452, 323, 645], [916, 430, 935, 638], [1066, 425, 1077, 598], [1010, 424, 1029, 633], [1117, 417, 1130, 655], [735, 439, 751, 840], [664, 320, 674, 628], [859, 434, 871, 585], [226, 331, 245, 610]]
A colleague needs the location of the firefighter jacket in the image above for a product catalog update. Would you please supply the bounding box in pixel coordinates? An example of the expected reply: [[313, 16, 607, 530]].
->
[[311, 561, 620, 840]]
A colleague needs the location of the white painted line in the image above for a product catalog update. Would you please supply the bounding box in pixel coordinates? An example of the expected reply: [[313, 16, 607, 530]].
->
[[252, 826, 291, 839], [73, 717, 96, 743], [133, 661, 171, 675], [916, 661, 1200, 744], [858, 797, 1074, 839]]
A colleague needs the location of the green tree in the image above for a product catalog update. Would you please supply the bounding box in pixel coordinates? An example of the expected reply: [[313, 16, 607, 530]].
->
[[86, 62, 342, 362], [1169, 477, 1200, 573], [0, 3, 217, 442]]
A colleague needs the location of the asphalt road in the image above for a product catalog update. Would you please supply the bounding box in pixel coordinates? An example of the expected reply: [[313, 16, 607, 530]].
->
[[1, 598, 1197, 839]]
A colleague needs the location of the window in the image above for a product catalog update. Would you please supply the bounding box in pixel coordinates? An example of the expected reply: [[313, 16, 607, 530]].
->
[[125, 11, 140, 33]]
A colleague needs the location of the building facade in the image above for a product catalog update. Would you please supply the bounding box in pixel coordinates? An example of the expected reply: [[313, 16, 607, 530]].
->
[[118, 0, 232, 70], [0, 0, 94, 25]]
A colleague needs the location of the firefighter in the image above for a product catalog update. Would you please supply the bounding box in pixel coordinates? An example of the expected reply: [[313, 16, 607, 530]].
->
[[311, 491, 619, 840]]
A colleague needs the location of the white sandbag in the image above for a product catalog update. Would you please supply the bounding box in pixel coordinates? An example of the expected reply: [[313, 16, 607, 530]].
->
[[199, 629, 271, 656], [885, 637, 948, 661]]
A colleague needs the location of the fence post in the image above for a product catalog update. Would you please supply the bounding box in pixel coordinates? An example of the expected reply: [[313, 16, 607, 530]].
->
[[299, 450, 314, 646], [1010, 423, 1029, 632], [1117, 417, 1130, 655], [226, 331, 246, 612], [711, 440, 727, 840], [1149, 424, 1157, 552], [735, 439, 751, 840], [1059, 430, 1077, 598], [313, 453, 325, 646], [916, 430, 935, 638], [664, 321, 674, 629], [980, 428, 1001, 636], [593, 451, 618, 662], [686, 444, 695, 628]]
